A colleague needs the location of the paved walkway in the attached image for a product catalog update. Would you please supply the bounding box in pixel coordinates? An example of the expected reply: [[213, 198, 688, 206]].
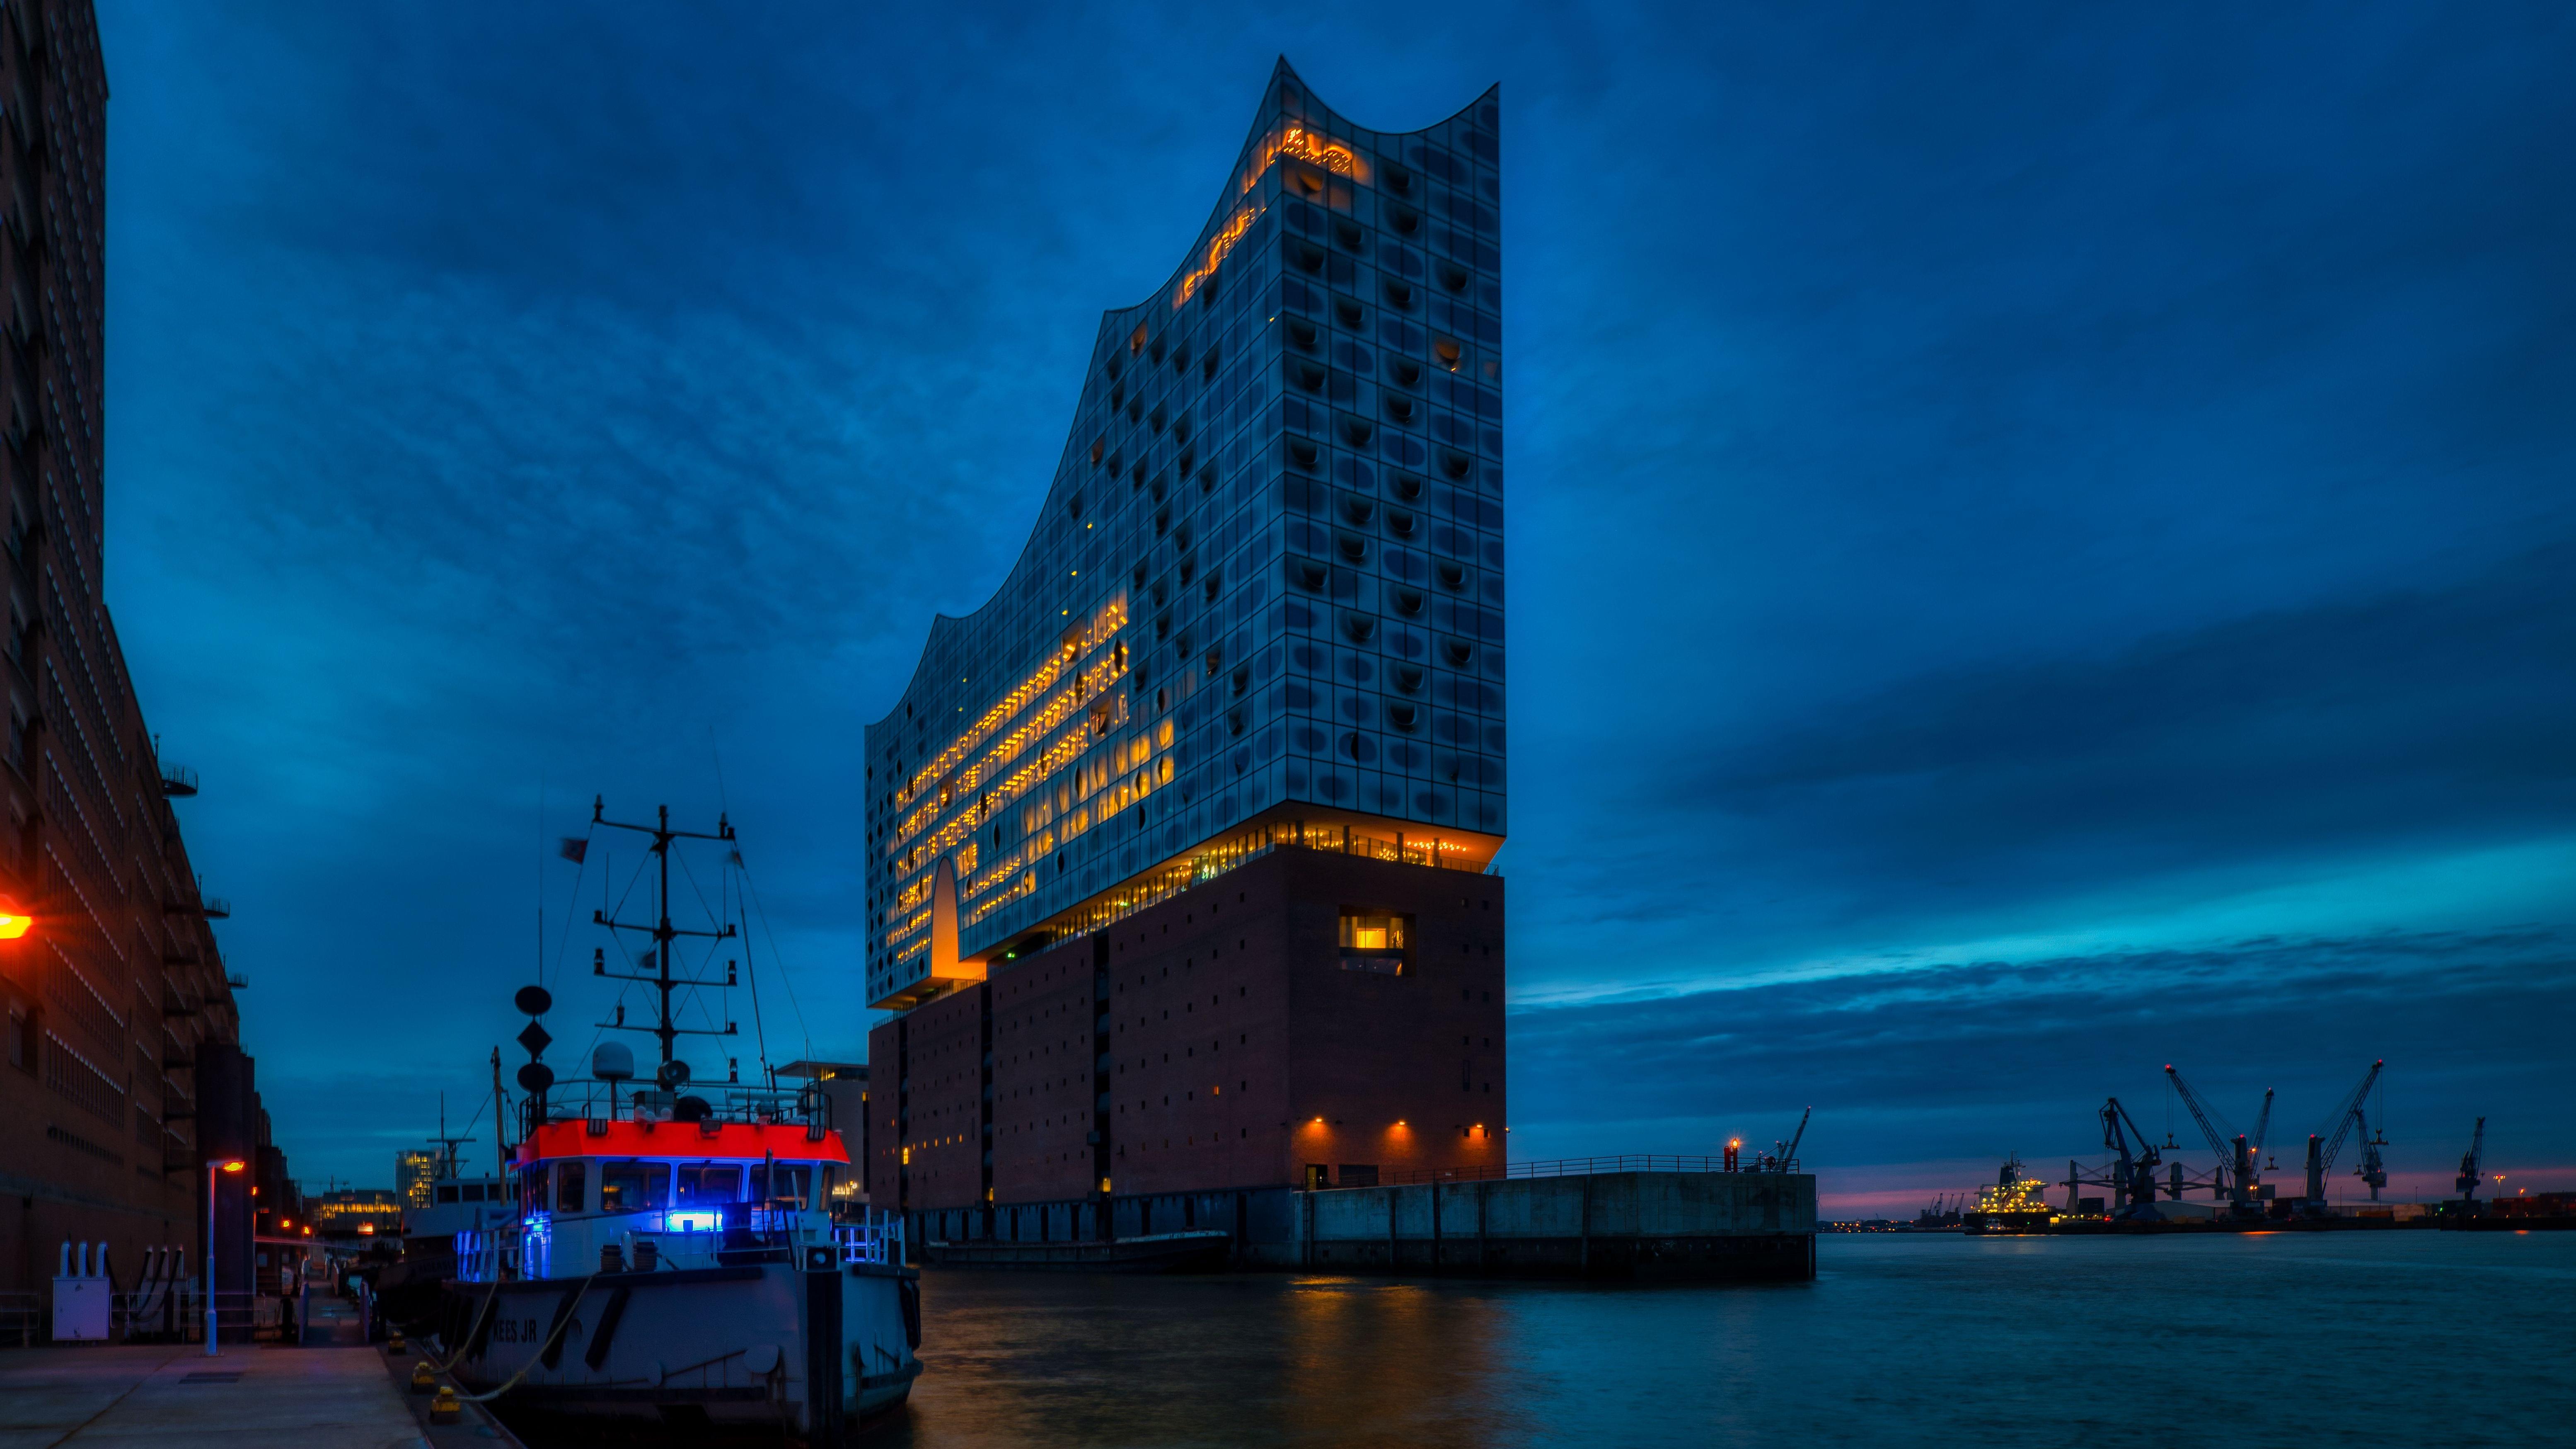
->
[[0, 1343, 425, 1449]]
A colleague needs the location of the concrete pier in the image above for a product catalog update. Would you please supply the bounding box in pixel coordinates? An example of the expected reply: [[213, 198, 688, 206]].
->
[[1272, 1171, 1817, 1279], [913, 1169, 1819, 1279], [0, 1344, 425, 1448]]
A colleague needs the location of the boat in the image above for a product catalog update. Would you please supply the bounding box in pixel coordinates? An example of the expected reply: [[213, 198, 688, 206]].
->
[[1959, 1157, 2057, 1235], [377, 1143, 509, 1330], [427, 799, 922, 1440]]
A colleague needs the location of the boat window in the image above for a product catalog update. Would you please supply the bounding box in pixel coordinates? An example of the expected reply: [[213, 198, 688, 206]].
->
[[754, 1163, 813, 1208], [435, 1185, 459, 1205], [461, 1183, 485, 1203], [599, 1161, 670, 1212], [520, 1168, 547, 1217], [675, 1164, 745, 1207], [556, 1161, 587, 1214]]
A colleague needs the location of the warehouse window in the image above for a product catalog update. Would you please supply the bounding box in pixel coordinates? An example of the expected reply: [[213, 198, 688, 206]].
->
[[1337, 910, 1410, 975]]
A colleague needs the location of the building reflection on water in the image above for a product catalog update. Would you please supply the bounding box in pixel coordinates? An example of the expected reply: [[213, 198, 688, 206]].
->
[[883, 1271, 1527, 1449]]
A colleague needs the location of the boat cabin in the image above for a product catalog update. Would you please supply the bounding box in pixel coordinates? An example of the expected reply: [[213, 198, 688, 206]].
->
[[465, 1120, 872, 1281]]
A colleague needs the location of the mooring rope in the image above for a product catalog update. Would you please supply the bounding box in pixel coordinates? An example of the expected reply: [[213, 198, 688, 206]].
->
[[447, 1270, 607, 1404]]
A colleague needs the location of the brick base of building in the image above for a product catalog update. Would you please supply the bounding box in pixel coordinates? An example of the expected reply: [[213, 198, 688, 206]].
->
[[868, 847, 1508, 1215]]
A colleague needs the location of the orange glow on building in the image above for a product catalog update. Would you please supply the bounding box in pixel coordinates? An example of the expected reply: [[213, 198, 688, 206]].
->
[[1176, 205, 1261, 309], [1244, 123, 1369, 194]]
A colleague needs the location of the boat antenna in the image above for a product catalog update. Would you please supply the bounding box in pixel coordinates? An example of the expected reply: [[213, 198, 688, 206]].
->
[[426, 1090, 474, 1181], [590, 799, 740, 1073], [491, 1046, 510, 1173]]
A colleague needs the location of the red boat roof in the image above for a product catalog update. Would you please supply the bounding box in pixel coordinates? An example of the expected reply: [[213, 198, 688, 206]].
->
[[515, 1120, 850, 1166]]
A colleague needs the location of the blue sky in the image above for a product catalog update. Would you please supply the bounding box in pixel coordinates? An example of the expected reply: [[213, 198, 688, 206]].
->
[[94, 2, 2573, 1208]]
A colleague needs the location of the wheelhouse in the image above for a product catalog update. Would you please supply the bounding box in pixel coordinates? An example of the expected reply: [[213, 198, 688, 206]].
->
[[457, 1093, 898, 1281]]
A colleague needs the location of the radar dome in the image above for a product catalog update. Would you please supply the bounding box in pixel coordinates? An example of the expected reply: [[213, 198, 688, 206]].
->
[[592, 1042, 635, 1082]]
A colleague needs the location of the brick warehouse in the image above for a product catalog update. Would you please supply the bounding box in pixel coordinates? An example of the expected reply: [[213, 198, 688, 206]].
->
[[868, 848, 1507, 1221], [866, 63, 1509, 1245], [0, 0, 270, 1319]]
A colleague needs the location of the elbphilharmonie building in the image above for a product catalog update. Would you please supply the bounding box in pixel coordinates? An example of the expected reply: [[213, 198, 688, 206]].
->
[[866, 62, 1508, 1241]]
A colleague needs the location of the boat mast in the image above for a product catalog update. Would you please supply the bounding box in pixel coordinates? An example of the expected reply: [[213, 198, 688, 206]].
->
[[591, 798, 739, 1078], [490, 1046, 509, 1175]]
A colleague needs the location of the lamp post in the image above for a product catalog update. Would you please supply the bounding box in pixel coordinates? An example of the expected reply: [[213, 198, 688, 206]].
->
[[205, 1158, 244, 1355]]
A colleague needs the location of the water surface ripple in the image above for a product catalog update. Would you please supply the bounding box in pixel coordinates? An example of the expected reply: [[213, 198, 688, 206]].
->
[[888, 1233, 2574, 1447]]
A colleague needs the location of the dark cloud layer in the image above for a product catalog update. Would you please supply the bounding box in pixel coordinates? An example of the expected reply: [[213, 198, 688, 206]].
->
[[1507, 928, 2574, 1202], [87, 2, 2576, 1188]]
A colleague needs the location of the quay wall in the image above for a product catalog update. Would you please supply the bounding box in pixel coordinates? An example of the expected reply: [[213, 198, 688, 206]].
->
[[1280, 1171, 1815, 1278], [911, 1170, 1817, 1281]]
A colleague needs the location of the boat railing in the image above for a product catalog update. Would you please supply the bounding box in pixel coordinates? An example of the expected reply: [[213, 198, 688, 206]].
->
[[455, 1223, 525, 1284], [833, 1209, 905, 1267], [460, 1207, 896, 1279], [517, 1078, 834, 1139]]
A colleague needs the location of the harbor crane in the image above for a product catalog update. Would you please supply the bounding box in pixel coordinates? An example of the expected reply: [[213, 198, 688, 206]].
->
[[2455, 1117, 2488, 1201], [2355, 1110, 2388, 1201], [2302, 1060, 2384, 1211], [1765, 1107, 1812, 1171], [2100, 1097, 2164, 1215], [2165, 1064, 2274, 1216]]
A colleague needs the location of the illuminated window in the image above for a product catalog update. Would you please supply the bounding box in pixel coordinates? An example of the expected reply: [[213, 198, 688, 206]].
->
[[675, 1163, 744, 1207], [599, 1161, 671, 1213], [1338, 909, 1409, 975]]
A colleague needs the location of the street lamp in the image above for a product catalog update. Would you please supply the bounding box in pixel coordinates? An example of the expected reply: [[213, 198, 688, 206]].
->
[[205, 1158, 244, 1356], [0, 894, 32, 939]]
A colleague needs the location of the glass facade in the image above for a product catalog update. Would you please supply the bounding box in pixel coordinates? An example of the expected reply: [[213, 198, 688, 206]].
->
[[867, 63, 1505, 1009]]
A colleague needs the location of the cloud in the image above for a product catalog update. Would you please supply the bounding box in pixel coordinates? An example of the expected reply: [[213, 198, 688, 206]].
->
[[1506, 927, 2576, 1199], [86, 2, 2576, 1190], [1522, 545, 2576, 955]]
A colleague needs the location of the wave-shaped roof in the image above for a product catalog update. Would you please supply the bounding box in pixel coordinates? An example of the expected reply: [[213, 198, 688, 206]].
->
[[865, 58, 1499, 739]]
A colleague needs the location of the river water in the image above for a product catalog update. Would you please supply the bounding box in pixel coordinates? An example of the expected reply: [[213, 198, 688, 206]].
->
[[882, 1232, 2574, 1447]]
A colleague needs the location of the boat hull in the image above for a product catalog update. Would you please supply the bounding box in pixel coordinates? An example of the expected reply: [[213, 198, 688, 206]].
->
[[434, 1256, 920, 1439]]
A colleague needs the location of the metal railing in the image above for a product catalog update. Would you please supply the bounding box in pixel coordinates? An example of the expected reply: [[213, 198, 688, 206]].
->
[[0, 1292, 35, 1347], [1375, 1154, 1804, 1187], [834, 1210, 905, 1266], [517, 1078, 830, 1139], [0, 1289, 282, 1347], [460, 1206, 904, 1281]]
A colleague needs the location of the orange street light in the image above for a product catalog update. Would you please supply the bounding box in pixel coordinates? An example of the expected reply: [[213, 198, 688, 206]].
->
[[205, 1158, 247, 1357], [0, 895, 31, 939]]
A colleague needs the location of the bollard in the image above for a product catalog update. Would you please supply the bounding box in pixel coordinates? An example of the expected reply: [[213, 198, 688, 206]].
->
[[428, 1386, 462, 1425], [410, 1361, 436, 1394], [386, 1331, 407, 1356]]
